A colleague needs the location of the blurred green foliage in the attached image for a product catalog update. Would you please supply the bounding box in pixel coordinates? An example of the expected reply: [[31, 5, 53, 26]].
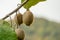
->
[[19, 18, 60, 40], [0, 20, 17, 40]]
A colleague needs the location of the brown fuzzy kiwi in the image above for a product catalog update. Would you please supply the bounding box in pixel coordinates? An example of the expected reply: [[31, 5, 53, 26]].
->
[[23, 10, 33, 26], [15, 28, 25, 40], [14, 12, 23, 26]]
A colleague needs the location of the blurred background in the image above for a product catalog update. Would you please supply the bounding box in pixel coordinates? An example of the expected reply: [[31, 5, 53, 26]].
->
[[0, 0, 60, 40]]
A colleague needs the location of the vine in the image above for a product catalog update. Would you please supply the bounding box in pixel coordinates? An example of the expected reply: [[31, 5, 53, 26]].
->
[[2, 0, 29, 20]]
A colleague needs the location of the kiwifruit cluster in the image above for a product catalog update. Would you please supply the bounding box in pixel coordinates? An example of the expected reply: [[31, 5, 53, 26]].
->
[[23, 10, 33, 26], [14, 10, 33, 26], [14, 12, 23, 26], [15, 28, 25, 40]]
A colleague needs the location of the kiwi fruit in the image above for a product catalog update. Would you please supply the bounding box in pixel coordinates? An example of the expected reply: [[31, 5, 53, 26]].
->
[[14, 12, 23, 26], [15, 28, 25, 40], [23, 10, 33, 26]]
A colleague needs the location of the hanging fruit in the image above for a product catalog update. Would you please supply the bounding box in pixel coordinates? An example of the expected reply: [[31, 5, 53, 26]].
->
[[14, 11, 23, 26], [23, 10, 33, 26], [15, 28, 25, 40]]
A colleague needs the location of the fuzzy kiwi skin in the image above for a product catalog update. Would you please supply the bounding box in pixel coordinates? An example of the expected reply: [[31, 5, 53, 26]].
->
[[15, 28, 25, 40], [14, 13, 23, 26], [23, 10, 33, 26]]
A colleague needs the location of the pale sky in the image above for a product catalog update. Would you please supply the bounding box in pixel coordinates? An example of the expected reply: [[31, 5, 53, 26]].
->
[[0, 0, 60, 23]]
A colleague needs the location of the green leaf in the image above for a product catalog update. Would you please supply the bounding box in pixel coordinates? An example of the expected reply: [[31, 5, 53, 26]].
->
[[0, 20, 17, 40], [21, 0, 46, 9]]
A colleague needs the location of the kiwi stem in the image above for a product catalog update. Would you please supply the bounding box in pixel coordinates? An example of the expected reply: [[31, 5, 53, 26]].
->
[[16, 11, 19, 29], [10, 16, 12, 27], [2, 0, 29, 20], [27, 9, 29, 11]]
